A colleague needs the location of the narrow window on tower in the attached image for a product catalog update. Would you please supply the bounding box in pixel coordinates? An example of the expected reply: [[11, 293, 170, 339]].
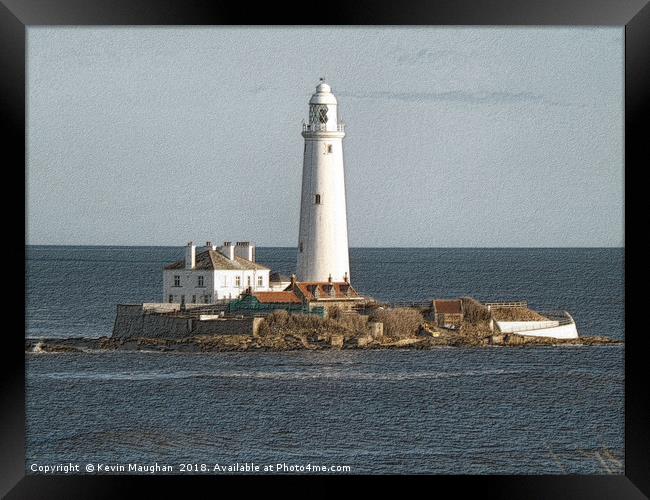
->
[[314, 194, 321, 205], [326, 144, 333, 154], [299, 241, 304, 253]]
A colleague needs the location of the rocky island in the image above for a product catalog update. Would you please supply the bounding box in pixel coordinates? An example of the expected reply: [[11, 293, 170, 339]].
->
[[26, 298, 620, 354], [23, 82, 624, 355]]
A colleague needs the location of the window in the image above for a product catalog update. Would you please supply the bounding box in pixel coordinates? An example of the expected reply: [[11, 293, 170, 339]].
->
[[326, 144, 333, 154], [299, 241, 303, 252], [318, 105, 328, 123], [235, 276, 241, 287], [204, 295, 209, 304], [168, 295, 174, 303], [314, 194, 321, 204], [173, 275, 180, 287], [309, 104, 329, 124], [197, 275, 204, 287], [191, 295, 196, 303], [247, 276, 251, 287], [223, 275, 227, 287], [257, 276, 263, 287], [180, 295, 185, 304]]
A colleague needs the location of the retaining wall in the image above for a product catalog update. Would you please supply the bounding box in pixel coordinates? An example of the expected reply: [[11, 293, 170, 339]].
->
[[112, 304, 262, 339], [496, 320, 578, 339], [496, 320, 560, 333]]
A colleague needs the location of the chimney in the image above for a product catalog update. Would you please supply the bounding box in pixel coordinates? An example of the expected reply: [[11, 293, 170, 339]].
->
[[185, 242, 195, 269], [343, 272, 349, 284], [290, 274, 296, 289], [220, 241, 235, 260], [198, 241, 216, 254], [234, 241, 255, 262], [328, 274, 333, 284]]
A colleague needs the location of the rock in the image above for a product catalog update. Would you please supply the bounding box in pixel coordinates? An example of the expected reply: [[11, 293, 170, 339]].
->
[[330, 335, 344, 348], [489, 335, 505, 345], [24, 330, 622, 353], [356, 335, 375, 347], [368, 321, 384, 339]]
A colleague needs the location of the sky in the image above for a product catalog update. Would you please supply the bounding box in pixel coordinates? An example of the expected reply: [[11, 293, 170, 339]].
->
[[27, 27, 624, 247]]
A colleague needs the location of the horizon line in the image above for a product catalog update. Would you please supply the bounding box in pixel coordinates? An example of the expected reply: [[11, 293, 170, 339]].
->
[[25, 244, 625, 249]]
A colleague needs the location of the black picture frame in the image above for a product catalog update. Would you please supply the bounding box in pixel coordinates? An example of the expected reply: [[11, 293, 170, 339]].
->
[[3, 0, 647, 497]]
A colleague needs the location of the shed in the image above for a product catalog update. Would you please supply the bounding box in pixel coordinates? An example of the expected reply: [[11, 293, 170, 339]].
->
[[432, 299, 464, 329]]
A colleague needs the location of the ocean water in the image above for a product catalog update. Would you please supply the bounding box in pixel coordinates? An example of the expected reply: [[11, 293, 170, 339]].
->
[[25, 246, 624, 474]]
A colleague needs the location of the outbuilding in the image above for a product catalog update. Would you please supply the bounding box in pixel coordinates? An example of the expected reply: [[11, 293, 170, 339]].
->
[[432, 299, 464, 329]]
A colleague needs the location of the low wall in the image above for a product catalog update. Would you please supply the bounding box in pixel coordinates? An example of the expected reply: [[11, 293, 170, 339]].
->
[[142, 303, 212, 313], [112, 304, 262, 339], [142, 303, 180, 313], [496, 320, 578, 339], [515, 322, 579, 339], [496, 320, 559, 333]]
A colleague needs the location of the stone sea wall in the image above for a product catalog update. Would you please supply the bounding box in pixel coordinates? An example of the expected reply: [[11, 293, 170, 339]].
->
[[112, 304, 262, 340]]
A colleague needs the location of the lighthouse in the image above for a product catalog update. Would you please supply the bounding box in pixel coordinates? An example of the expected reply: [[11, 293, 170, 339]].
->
[[296, 80, 351, 283]]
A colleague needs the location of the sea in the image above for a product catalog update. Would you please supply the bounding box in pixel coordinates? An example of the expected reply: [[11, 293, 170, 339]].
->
[[25, 246, 624, 474]]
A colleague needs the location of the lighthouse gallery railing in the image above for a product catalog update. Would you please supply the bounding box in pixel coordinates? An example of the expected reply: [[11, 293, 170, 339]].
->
[[302, 122, 345, 133]]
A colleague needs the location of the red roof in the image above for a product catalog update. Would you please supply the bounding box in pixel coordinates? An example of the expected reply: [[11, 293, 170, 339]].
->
[[433, 300, 463, 314], [292, 282, 361, 301], [252, 291, 302, 304]]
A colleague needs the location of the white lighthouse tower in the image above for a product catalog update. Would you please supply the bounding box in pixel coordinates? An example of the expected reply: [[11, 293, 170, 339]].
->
[[296, 79, 351, 283]]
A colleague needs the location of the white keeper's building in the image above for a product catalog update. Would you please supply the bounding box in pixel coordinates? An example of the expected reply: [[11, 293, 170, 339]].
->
[[163, 241, 272, 304]]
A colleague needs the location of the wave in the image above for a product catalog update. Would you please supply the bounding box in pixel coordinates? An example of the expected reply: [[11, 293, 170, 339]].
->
[[36, 368, 520, 382]]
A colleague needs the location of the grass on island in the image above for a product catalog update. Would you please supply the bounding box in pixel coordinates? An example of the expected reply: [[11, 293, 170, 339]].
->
[[253, 297, 572, 349], [256, 306, 426, 344], [256, 309, 365, 338], [489, 307, 548, 322], [368, 307, 424, 339]]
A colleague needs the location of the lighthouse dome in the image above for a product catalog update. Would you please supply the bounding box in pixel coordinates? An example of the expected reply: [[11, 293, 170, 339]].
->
[[309, 80, 338, 105], [316, 81, 331, 93]]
